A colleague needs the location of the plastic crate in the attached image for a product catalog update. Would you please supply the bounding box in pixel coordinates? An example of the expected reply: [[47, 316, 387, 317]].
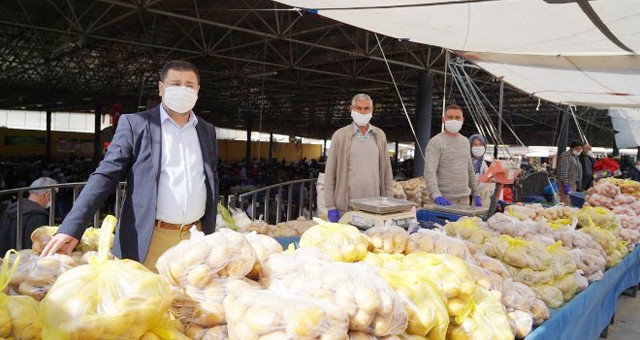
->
[[416, 209, 461, 225], [569, 191, 585, 208], [524, 195, 544, 203]]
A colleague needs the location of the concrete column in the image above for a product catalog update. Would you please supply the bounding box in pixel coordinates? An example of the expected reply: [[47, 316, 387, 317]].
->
[[268, 133, 273, 163], [93, 103, 101, 163], [395, 141, 399, 164], [45, 110, 52, 166], [413, 71, 433, 177], [323, 139, 327, 159], [245, 114, 252, 166]]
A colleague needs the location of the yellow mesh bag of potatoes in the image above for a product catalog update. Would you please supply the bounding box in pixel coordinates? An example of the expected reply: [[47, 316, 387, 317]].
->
[[575, 206, 619, 234], [263, 249, 408, 337], [447, 287, 513, 340], [403, 253, 477, 305], [31, 226, 110, 254], [444, 217, 494, 245], [546, 242, 577, 278], [404, 229, 473, 261], [485, 236, 551, 271], [299, 218, 370, 262], [365, 226, 410, 254], [157, 228, 257, 287], [243, 232, 283, 280], [41, 216, 173, 339], [224, 288, 349, 339], [1, 250, 44, 340], [377, 268, 449, 340], [530, 283, 564, 309], [172, 277, 262, 329]]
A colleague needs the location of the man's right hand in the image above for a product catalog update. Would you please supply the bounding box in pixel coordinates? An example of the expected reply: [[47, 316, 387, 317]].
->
[[563, 184, 571, 194], [327, 209, 341, 223], [434, 196, 452, 206], [41, 233, 79, 256]]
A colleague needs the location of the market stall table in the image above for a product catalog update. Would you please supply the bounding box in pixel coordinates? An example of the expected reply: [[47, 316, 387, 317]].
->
[[526, 245, 640, 340]]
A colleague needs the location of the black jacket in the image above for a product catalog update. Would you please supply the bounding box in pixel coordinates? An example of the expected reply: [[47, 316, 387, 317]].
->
[[0, 198, 48, 254], [629, 166, 640, 182], [579, 154, 595, 191]]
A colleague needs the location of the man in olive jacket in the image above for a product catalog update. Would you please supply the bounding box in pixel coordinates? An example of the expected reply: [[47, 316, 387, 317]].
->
[[324, 93, 394, 222]]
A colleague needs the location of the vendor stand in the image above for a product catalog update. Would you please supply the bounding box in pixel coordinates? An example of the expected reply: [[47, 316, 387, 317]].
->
[[526, 245, 640, 340]]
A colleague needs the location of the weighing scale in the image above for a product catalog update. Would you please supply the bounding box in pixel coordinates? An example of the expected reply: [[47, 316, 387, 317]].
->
[[479, 159, 522, 218], [338, 197, 417, 230], [421, 203, 488, 219]]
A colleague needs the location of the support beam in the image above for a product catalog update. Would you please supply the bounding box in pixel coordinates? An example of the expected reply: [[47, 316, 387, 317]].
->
[[495, 81, 503, 159], [245, 113, 252, 167], [413, 71, 432, 177], [556, 109, 570, 161], [93, 103, 101, 163], [394, 141, 399, 165], [268, 132, 273, 162], [45, 109, 52, 166], [323, 139, 327, 159]]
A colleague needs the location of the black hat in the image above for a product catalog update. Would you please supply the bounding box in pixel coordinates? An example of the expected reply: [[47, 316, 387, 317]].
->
[[569, 141, 582, 149]]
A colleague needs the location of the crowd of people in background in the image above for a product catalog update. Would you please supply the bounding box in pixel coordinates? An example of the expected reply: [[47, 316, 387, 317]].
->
[[0, 149, 637, 215]]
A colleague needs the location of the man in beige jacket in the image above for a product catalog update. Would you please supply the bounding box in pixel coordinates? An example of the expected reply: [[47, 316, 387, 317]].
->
[[324, 93, 394, 222]]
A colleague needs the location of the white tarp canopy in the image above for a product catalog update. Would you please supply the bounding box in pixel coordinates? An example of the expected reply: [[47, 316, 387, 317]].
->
[[609, 108, 640, 148], [274, 0, 640, 108]]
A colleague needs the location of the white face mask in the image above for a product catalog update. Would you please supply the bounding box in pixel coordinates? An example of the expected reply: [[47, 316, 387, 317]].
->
[[444, 120, 463, 134], [351, 110, 372, 127], [572, 150, 581, 156], [45, 199, 51, 209], [471, 146, 485, 158], [163, 86, 198, 114], [636, 165, 640, 171], [587, 151, 595, 158]]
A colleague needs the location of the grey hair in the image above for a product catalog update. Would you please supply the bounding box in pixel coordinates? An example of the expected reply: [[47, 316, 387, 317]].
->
[[351, 93, 373, 107], [29, 177, 58, 195]]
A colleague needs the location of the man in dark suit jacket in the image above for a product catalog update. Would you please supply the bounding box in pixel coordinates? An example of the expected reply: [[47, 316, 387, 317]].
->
[[578, 143, 595, 191], [42, 60, 218, 270]]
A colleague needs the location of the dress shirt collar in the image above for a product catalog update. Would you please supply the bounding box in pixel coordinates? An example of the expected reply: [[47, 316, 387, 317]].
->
[[351, 122, 374, 140], [159, 103, 198, 128]]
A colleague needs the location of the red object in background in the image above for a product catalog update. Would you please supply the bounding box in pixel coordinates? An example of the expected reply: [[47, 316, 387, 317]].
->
[[594, 157, 620, 173], [102, 141, 111, 154], [110, 104, 122, 127], [502, 187, 513, 203], [479, 160, 522, 185]]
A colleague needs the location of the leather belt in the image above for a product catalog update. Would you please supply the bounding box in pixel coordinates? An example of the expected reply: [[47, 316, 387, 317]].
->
[[155, 220, 200, 231]]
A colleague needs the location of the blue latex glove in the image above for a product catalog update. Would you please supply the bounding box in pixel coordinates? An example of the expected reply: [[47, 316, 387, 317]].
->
[[474, 195, 482, 207], [434, 196, 452, 206], [563, 184, 571, 194], [327, 209, 341, 223]]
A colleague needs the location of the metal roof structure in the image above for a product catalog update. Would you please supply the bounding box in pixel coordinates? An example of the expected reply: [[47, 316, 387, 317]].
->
[[0, 0, 613, 146]]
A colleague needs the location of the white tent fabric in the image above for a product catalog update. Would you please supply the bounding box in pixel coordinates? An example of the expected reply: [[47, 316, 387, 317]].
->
[[461, 53, 640, 108], [608, 108, 640, 148], [276, 0, 640, 55], [274, 0, 640, 108]]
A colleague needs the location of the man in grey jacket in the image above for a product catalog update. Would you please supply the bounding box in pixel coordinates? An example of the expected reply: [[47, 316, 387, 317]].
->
[[41, 60, 219, 271], [324, 94, 394, 222], [556, 141, 583, 205], [424, 104, 480, 206]]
